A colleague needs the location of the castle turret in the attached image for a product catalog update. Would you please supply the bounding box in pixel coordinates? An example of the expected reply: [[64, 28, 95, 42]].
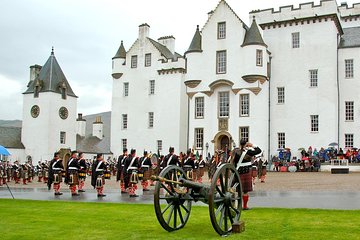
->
[[112, 40, 126, 79], [241, 17, 268, 84]]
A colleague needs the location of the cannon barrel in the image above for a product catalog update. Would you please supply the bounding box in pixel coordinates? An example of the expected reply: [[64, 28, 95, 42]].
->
[[178, 177, 209, 191]]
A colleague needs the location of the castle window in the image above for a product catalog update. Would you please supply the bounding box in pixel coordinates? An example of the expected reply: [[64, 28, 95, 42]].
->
[[256, 49, 263, 66], [218, 22, 226, 39], [195, 128, 204, 150], [239, 127, 249, 143], [345, 101, 354, 121], [240, 94, 249, 117], [278, 132, 285, 149], [219, 91, 229, 118], [292, 32, 300, 48], [277, 87, 285, 104], [310, 115, 319, 132], [122, 114, 128, 129], [345, 59, 354, 78], [309, 69, 318, 87], [157, 140, 162, 152], [216, 50, 226, 74], [122, 139, 127, 151], [60, 131, 66, 144], [195, 97, 204, 119], [145, 53, 151, 67], [148, 112, 154, 128], [345, 134, 353, 148], [123, 82, 129, 97], [149, 80, 155, 95], [131, 55, 138, 68]]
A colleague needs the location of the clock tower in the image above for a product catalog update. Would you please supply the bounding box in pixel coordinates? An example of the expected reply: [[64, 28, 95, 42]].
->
[[22, 48, 78, 162]]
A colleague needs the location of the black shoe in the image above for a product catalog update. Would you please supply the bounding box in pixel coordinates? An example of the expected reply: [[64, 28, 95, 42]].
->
[[54, 192, 63, 196], [143, 189, 150, 191], [130, 194, 139, 198], [72, 193, 80, 196], [78, 189, 85, 192], [121, 191, 127, 194], [242, 207, 251, 211], [97, 194, 106, 197]]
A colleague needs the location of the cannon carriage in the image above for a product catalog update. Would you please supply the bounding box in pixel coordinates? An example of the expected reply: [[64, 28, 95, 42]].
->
[[152, 163, 243, 236]]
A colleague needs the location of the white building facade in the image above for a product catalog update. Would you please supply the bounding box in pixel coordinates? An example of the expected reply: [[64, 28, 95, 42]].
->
[[111, 24, 188, 157]]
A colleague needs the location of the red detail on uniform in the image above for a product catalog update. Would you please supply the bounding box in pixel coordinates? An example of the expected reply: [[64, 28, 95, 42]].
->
[[197, 177, 202, 184], [54, 183, 61, 193], [128, 183, 137, 195], [242, 194, 249, 209], [141, 180, 149, 190], [38, 177, 42, 182], [260, 175, 266, 182], [70, 185, 77, 194], [97, 186, 104, 195], [120, 182, 125, 192], [78, 180, 85, 190], [23, 178, 27, 184]]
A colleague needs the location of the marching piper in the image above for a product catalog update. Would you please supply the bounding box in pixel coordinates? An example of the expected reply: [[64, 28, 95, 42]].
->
[[78, 152, 87, 192], [66, 150, 80, 196], [139, 151, 151, 191], [123, 149, 139, 197], [47, 152, 64, 196], [36, 161, 43, 182], [257, 153, 268, 183], [91, 153, 106, 197], [230, 140, 261, 210], [116, 148, 128, 193]]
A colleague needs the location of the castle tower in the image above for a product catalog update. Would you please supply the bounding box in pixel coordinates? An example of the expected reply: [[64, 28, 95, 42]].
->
[[21, 48, 78, 162]]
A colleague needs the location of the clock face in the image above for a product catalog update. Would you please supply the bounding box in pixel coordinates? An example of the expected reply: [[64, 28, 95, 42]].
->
[[59, 107, 68, 120], [30, 105, 40, 118]]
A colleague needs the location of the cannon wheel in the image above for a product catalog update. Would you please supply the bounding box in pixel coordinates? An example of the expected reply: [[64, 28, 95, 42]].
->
[[154, 165, 192, 232], [208, 163, 242, 236]]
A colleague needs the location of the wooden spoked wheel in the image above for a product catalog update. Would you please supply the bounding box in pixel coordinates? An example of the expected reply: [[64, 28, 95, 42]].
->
[[208, 163, 242, 236], [154, 165, 192, 232]]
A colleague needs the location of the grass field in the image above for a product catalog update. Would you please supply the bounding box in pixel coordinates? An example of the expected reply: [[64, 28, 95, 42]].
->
[[0, 199, 359, 239]]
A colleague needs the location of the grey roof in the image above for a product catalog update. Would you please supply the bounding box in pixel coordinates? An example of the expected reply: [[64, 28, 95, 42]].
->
[[113, 40, 126, 59], [76, 111, 111, 154], [185, 25, 202, 55], [339, 27, 360, 48], [23, 49, 77, 97], [147, 37, 182, 60], [0, 127, 25, 149], [242, 18, 267, 47]]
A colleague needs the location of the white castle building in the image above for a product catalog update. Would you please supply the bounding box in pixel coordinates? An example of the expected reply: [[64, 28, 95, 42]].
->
[[111, 0, 360, 159], [2, 0, 360, 163]]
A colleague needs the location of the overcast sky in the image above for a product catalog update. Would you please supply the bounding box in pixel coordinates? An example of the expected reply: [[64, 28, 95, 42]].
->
[[0, 0, 357, 120]]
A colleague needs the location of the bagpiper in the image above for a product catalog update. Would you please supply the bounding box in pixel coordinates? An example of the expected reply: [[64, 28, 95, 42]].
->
[[66, 150, 80, 196], [230, 140, 261, 210], [257, 153, 268, 183], [139, 151, 151, 191], [123, 149, 139, 197], [21, 163, 29, 185], [36, 161, 43, 182], [91, 153, 106, 197], [12, 161, 20, 184], [116, 148, 128, 193], [77, 152, 87, 192], [42, 161, 49, 183], [47, 152, 64, 196]]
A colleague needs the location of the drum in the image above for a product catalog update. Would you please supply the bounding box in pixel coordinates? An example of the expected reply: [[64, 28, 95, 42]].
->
[[104, 171, 111, 180], [280, 166, 288, 172], [96, 176, 103, 188], [130, 171, 139, 184], [288, 166, 297, 172]]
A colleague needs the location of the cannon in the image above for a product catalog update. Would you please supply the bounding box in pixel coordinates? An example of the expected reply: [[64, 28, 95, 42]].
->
[[152, 163, 243, 236]]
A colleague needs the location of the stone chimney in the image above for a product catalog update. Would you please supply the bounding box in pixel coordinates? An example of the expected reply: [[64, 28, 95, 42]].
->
[[29, 65, 42, 82], [92, 116, 103, 140], [76, 113, 86, 137], [158, 36, 175, 54], [138, 23, 150, 40]]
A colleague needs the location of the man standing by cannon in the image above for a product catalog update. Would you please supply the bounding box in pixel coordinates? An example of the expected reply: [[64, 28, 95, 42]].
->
[[230, 140, 261, 210]]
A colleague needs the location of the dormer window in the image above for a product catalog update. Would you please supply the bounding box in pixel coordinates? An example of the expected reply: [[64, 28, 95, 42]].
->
[[218, 22, 226, 39]]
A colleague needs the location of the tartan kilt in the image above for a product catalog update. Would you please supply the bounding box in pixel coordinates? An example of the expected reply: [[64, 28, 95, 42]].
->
[[198, 167, 205, 177], [261, 167, 267, 176], [142, 168, 151, 180], [239, 171, 253, 193], [251, 166, 257, 178]]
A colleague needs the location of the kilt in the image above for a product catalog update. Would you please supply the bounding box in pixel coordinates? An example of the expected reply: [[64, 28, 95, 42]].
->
[[198, 167, 205, 177], [239, 166, 252, 193], [53, 171, 63, 183], [96, 175, 105, 189], [251, 166, 257, 178], [141, 167, 151, 180], [68, 170, 79, 185], [261, 167, 267, 176]]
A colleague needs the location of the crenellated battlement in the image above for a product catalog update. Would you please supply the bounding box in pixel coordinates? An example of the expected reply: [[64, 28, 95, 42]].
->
[[338, 2, 360, 18], [250, 0, 339, 25]]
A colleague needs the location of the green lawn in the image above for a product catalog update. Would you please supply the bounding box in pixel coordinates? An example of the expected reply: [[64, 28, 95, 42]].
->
[[0, 199, 359, 239]]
